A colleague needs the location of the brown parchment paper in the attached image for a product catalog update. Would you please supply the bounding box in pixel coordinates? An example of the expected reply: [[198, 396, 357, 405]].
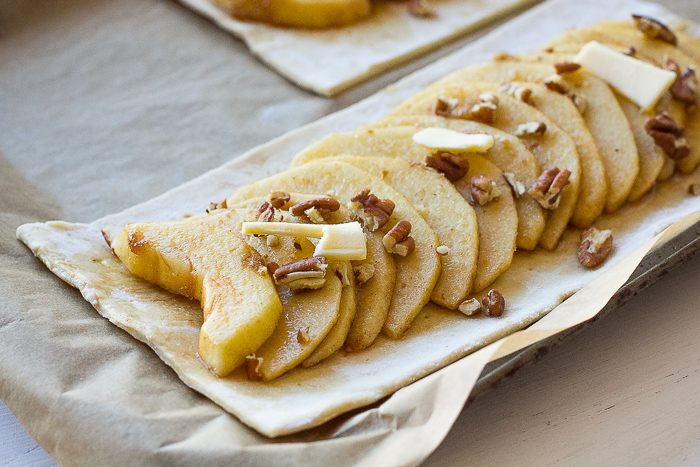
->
[[4, 0, 700, 465], [177, 0, 539, 96]]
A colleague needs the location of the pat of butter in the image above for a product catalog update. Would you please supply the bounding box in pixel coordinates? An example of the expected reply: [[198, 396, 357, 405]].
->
[[242, 222, 325, 238], [412, 128, 494, 152], [313, 222, 366, 260], [241, 221, 367, 261], [573, 41, 676, 111]]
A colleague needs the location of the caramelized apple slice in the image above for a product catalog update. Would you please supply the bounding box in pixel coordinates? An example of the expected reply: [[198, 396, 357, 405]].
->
[[217, 0, 371, 29], [112, 211, 282, 377]]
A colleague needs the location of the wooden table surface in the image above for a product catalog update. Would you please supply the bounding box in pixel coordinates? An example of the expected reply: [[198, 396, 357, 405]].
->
[[2, 0, 699, 465]]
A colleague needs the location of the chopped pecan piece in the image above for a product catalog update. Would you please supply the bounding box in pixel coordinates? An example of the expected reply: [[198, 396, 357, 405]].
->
[[269, 191, 291, 209], [273, 256, 328, 292], [632, 14, 677, 46], [458, 298, 481, 316], [577, 227, 613, 268], [266, 235, 280, 247], [470, 175, 501, 206], [290, 197, 340, 224], [469, 92, 499, 123], [528, 168, 571, 210], [492, 52, 517, 61], [349, 189, 395, 231], [290, 198, 340, 216], [245, 355, 263, 381], [435, 93, 497, 122], [624, 45, 637, 56], [424, 151, 469, 181], [553, 62, 581, 74], [408, 0, 436, 18], [503, 172, 526, 198], [482, 289, 505, 317], [207, 199, 227, 212], [663, 58, 698, 106], [256, 202, 283, 223], [498, 83, 532, 103], [353, 263, 376, 284], [435, 96, 466, 118], [297, 327, 311, 344], [382, 220, 415, 256], [514, 122, 547, 137], [645, 112, 691, 160], [334, 262, 352, 287], [543, 74, 571, 94]]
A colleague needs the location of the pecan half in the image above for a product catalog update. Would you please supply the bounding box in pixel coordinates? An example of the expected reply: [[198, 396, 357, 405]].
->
[[458, 298, 481, 316], [408, 0, 436, 18], [503, 172, 526, 198], [663, 58, 698, 106], [632, 14, 677, 46], [482, 289, 505, 317], [470, 175, 501, 206], [269, 191, 291, 209], [245, 354, 263, 381], [645, 112, 691, 160], [349, 189, 395, 231], [553, 62, 581, 74], [290, 198, 340, 216], [424, 151, 469, 181], [514, 122, 547, 137], [528, 168, 571, 210], [273, 256, 328, 291], [577, 227, 613, 268], [353, 263, 376, 284], [290, 197, 340, 224], [382, 220, 415, 256], [498, 83, 532, 103], [543, 74, 571, 94]]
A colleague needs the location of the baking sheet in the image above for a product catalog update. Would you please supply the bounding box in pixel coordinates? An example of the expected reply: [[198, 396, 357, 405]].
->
[[176, 0, 539, 95], [6, 0, 700, 464]]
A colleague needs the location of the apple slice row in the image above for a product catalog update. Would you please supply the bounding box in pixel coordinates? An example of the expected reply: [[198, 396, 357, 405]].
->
[[543, 18, 699, 174], [108, 14, 698, 384]]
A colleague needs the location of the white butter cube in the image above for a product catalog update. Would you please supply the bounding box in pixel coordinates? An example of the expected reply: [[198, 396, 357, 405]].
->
[[574, 41, 676, 111], [412, 128, 494, 152]]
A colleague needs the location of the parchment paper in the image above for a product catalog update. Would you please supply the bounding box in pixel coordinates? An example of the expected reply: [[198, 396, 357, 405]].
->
[[3, 0, 700, 465], [177, 0, 539, 96]]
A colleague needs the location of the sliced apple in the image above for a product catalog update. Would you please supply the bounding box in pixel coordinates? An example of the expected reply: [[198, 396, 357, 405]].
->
[[228, 160, 441, 339], [232, 194, 395, 356], [112, 211, 282, 377], [388, 82, 581, 250], [216, 0, 371, 29]]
